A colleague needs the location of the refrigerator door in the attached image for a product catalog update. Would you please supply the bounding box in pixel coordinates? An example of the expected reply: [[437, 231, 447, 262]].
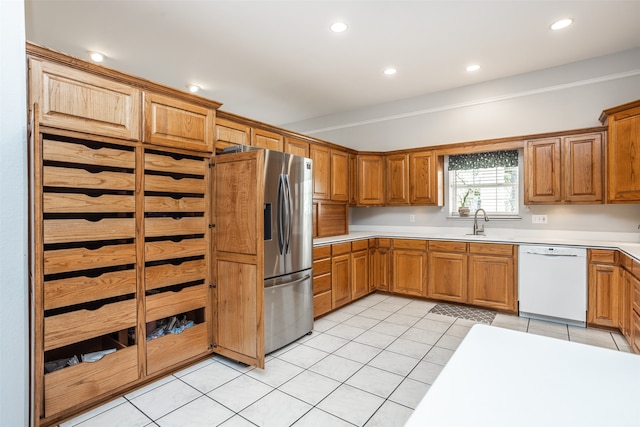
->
[[283, 153, 313, 275], [263, 150, 285, 279]]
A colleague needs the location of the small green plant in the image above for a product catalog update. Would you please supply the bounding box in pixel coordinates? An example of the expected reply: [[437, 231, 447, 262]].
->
[[458, 189, 472, 207]]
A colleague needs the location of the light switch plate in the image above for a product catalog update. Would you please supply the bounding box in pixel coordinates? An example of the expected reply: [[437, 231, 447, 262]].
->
[[532, 214, 548, 224]]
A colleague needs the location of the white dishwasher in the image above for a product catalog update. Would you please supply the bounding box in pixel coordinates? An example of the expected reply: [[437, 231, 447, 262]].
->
[[518, 245, 587, 327]]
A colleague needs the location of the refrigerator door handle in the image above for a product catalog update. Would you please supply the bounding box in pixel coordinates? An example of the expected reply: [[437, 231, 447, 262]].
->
[[264, 273, 312, 290], [276, 174, 285, 255], [284, 174, 293, 254]]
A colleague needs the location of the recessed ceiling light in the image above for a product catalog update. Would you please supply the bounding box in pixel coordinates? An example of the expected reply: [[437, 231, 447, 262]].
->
[[383, 68, 397, 76], [88, 51, 105, 62], [330, 22, 348, 33], [550, 18, 573, 30], [466, 64, 480, 72], [187, 84, 200, 93]]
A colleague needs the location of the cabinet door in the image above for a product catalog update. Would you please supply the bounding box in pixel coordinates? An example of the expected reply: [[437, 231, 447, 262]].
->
[[410, 151, 442, 205], [215, 117, 250, 150], [349, 154, 358, 206], [331, 149, 349, 201], [352, 249, 369, 300], [468, 255, 515, 312], [588, 263, 619, 327], [428, 251, 467, 303], [143, 92, 214, 152], [563, 133, 603, 203], [310, 144, 331, 200], [29, 58, 141, 140], [370, 244, 391, 292], [252, 128, 283, 151], [392, 249, 427, 297], [284, 136, 309, 158], [357, 154, 385, 206], [525, 138, 561, 204], [332, 253, 352, 308], [607, 106, 640, 202], [386, 154, 410, 205]]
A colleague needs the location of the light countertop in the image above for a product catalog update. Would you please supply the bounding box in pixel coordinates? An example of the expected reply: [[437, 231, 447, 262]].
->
[[404, 324, 640, 427], [313, 225, 640, 261]]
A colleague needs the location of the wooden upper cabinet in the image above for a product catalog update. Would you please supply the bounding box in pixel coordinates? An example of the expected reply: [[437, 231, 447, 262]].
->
[[252, 128, 284, 152], [215, 117, 250, 152], [284, 136, 310, 158], [563, 133, 603, 203], [143, 92, 214, 152], [386, 154, 410, 205], [310, 144, 331, 200], [525, 138, 562, 204], [604, 102, 640, 203], [410, 150, 443, 206], [29, 58, 141, 140], [331, 149, 349, 201], [525, 132, 604, 205], [349, 154, 358, 206], [357, 154, 385, 206]]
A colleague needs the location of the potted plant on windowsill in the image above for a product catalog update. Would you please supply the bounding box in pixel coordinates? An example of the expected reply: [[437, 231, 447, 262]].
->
[[458, 189, 471, 217]]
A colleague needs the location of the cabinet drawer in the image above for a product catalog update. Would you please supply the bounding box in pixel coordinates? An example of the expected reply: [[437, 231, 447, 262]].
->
[[44, 269, 136, 311], [43, 139, 135, 168], [589, 249, 618, 265], [44, 299, 136, 352], [44, 218, 135, 244], [429, 240, 467, 253], [351, 240, 368, 251], [469, 242, 514, 256], [394, 239, 427, 250], [144, 151, 208, 176], [44, 344, 138, 417], [145, 217, 206, 238], [378, 238, 392, 248], [144, 195, 205, 213], [313, 245, 331, 260], [145, 238, 206, 262], [146, 322, 209, 375], [44, 193, 134, 214], [44, 166, 135, 191], [145, 258, 207, 291], [146, 284, 208, 322], [313, 273, 331, 294], [144, 173, 206, 194], [44, 243, 136, 275], [313, 258, 331, 276], [314, 291, 332, 318], [332, 242, 351, 256]]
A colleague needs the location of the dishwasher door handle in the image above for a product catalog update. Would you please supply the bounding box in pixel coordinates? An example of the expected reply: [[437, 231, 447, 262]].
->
[[525, 252, 580, 257]]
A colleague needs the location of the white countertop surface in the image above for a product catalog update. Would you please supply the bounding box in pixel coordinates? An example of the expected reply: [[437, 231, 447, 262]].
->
[[404, 324, 640, 427], [313, 225, 640, 261]]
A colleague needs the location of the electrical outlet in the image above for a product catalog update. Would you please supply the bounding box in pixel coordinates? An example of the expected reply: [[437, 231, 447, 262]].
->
[[532, 214, 548, 224], [409, 215, 416, 223]]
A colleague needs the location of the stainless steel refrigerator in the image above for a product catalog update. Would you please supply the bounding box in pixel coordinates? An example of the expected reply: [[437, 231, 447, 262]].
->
[[222, 145, 314, 354]]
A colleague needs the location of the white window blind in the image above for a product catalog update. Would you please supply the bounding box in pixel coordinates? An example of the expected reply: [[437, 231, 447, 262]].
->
[[448, 150, 519, 216]]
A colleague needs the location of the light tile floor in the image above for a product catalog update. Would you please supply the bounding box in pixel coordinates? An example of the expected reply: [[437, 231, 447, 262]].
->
[[59, 294, 632, 427]]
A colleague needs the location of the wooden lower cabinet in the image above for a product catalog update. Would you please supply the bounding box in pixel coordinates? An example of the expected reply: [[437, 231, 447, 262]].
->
[[351, 241, 370, 300], [392, 245, 427, 297], [370, 239, 391, 292], [332, 243, 352, 308], [588, 264, 619, 327], [468, 254, 515, 312], [313, 245, 332, 318], [428, 251, 467, 303]]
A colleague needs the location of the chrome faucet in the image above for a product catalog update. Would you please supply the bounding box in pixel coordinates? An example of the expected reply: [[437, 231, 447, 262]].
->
[[473, 208, 489, 235]]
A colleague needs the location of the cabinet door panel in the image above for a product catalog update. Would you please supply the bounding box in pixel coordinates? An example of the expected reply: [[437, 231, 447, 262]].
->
[[428, 252, 467, 302], [332, 253, 351, 308], [563, 133, 603, 203], [252, 128, 283, 151], [468, 255, 515, 312], [310, 144, 331, 200], [588, 264, 618, 327], [392, 249, 427, 297], [607, 107, 640, 202], [284, 137, 309, 157], [352, 249, 369, 300], [357, 155, 385, 205], [525, 138, 561, 204], [386, 154, 410, 205], [410, 151, 442, 205], [331, 149, 349, 201]]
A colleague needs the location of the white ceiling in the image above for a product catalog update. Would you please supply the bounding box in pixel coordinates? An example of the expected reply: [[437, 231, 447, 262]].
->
[[24, 1, 640, 127]]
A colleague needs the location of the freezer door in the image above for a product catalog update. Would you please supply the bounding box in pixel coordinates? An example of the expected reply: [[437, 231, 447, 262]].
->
[[283, 153, 313, 274]]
